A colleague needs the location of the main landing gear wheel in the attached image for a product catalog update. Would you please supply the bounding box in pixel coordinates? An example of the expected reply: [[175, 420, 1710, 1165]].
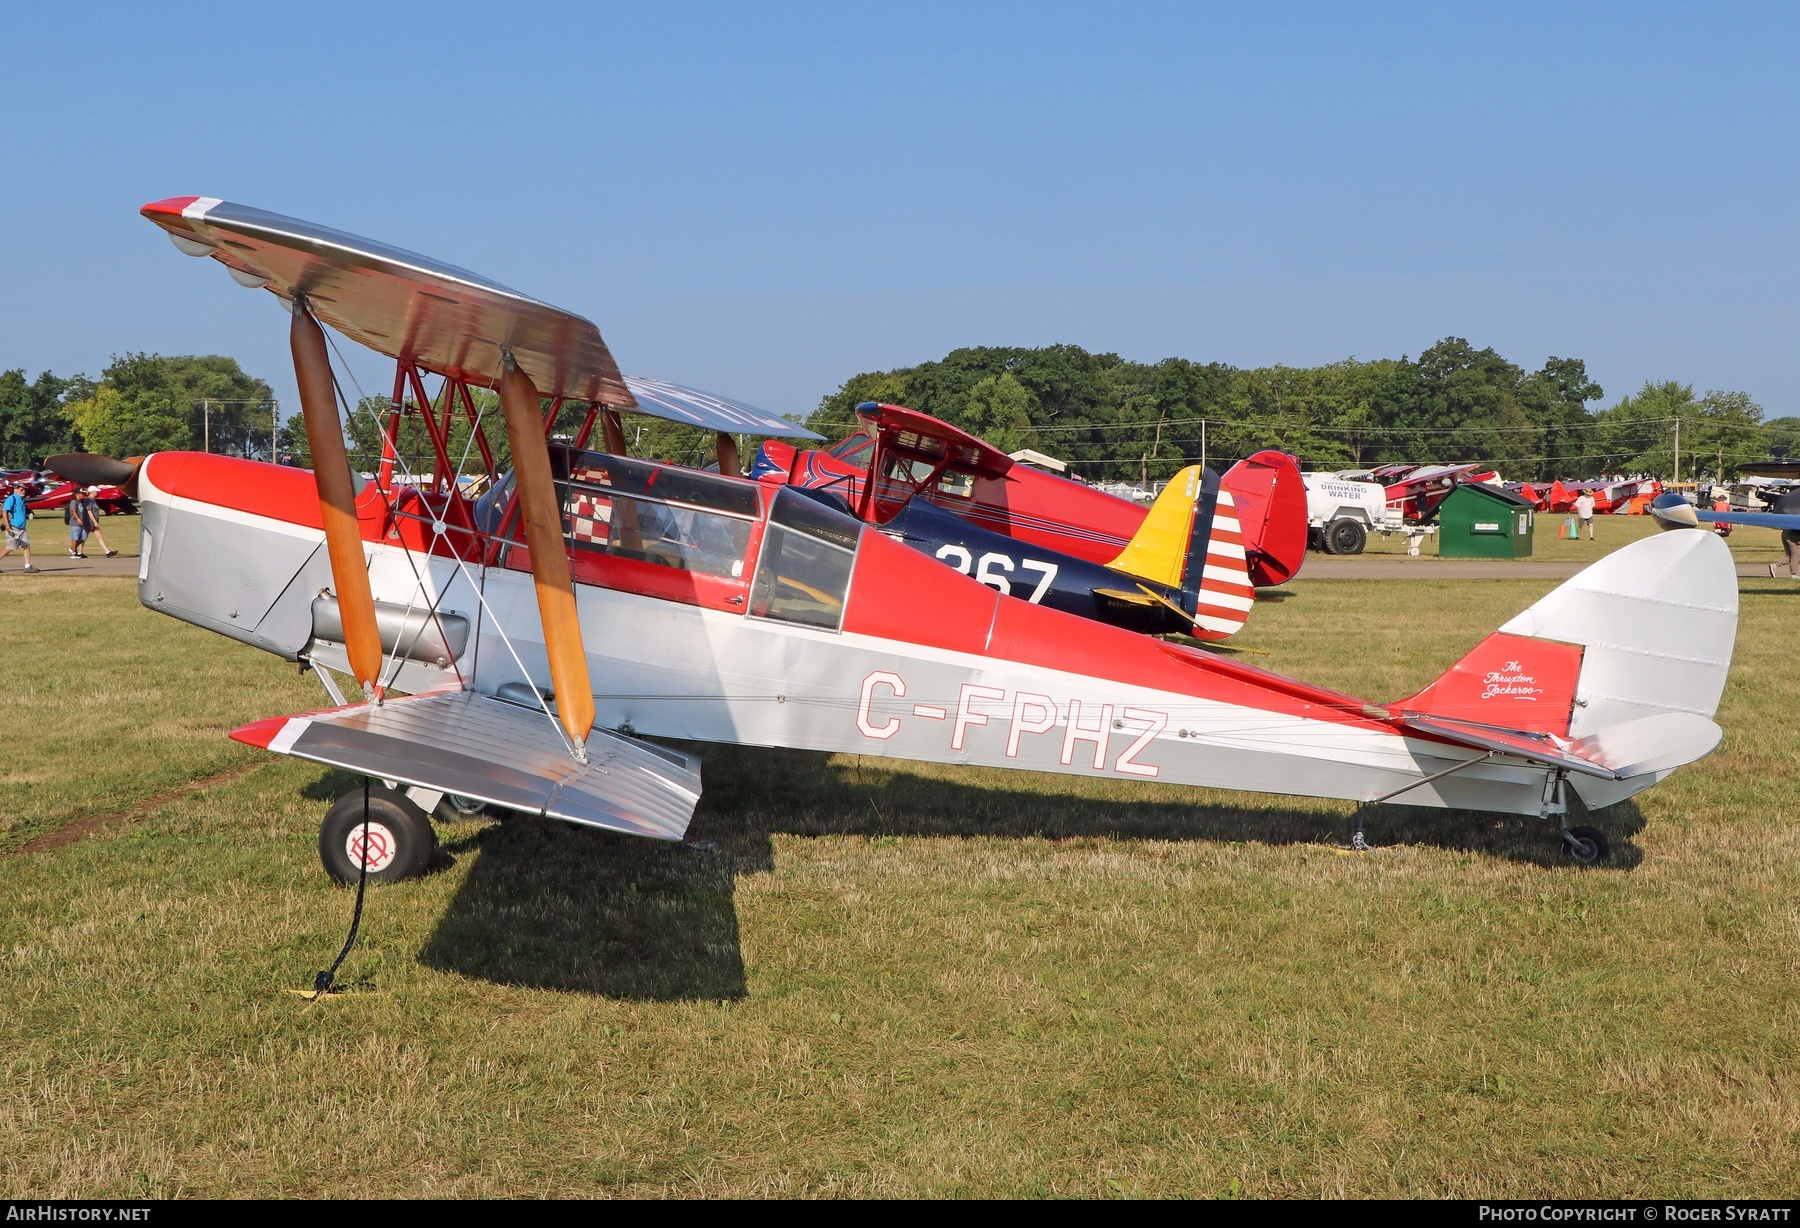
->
[[318, 785, 437, 884], [1560, 825, 1610, 865], [1324, 517, 1368, 556]]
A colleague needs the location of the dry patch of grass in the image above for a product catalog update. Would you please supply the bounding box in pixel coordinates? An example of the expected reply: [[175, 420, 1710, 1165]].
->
[[0, 574, 317, 851], [0, 573, 1795, 1196]]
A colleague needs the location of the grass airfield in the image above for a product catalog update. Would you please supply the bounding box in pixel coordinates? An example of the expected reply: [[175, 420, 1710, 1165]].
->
[[1, 518, 1797, 1197]]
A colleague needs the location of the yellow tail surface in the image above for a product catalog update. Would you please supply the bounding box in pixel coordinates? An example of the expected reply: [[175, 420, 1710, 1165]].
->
[[1108, 465, 1203, 587]]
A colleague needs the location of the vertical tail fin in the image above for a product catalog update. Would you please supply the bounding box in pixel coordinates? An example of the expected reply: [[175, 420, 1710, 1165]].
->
[[1107, 465, 1205, 589], [1221, 449, 1309, 586], [1107, 465, 1255, 641]]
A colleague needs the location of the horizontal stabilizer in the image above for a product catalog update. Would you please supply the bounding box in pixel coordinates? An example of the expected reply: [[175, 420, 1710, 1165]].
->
[[1093, 586, 1160, 607], [1398, 713, 1621, 779], [1397, 710, 1722, 782], [232, 690, 701, 840], [1566, 712, 1723, 779]]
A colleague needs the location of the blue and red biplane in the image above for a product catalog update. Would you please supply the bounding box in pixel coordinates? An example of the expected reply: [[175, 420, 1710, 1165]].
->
[[753, 406, 1309, 641]]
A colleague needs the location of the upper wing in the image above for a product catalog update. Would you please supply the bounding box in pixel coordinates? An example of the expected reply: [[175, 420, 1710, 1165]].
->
[[1650, 493, 1800, 532], [623, 376, 823, 440], [142, 195, 635, 408], [1696, 508, 1800, 531], [858, 402, 1014, 478]]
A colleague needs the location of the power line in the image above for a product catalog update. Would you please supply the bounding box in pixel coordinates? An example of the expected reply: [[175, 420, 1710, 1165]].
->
[[1028, 415, 1681, 437], [1069, 446, 1684, 469]]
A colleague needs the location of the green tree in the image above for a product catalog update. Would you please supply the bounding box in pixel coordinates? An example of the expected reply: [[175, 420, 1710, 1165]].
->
[[1378, 338, 1531, 471], [102, 353, 275, 457], [808, 371, 911, 440], [963, 373, 1038, 453], [1517, 357, 1604, 481], [1596, 381, 1695, 478], [63, 384, 189, 457], [1761, 417, 1800, 462], [1693, 389, 1765, 482], [0, 369, 75, 467]]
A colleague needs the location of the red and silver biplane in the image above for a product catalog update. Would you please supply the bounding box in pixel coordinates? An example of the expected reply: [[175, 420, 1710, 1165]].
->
[[1356, 463, 1497, 523], [133, 195, 1738, 880]]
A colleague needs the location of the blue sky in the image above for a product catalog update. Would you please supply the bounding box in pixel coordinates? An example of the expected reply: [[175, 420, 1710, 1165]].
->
[[1, 2, 1795, 423]]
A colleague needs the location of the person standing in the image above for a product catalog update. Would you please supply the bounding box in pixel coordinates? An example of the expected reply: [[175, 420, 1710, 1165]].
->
[[1772, 487, 1800, 578], [64, 492, 86, 558], [77, 488, 116, 558], [1573, 490, 1596, 540], [0, 483, 38, 573]]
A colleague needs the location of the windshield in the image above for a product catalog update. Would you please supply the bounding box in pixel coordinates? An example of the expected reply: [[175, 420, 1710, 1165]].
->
[[828, 432, 875, 468], [748, 486, 862, 630]]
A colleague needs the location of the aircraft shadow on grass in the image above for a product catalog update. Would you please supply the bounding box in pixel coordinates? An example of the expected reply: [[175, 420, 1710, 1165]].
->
[[303, 747, 1644, 1002]]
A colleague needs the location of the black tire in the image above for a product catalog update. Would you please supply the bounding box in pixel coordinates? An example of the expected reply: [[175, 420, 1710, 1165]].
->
[[1325, 518, 1367, 556], [434, 793, 488, 822], [1561, 825, 1610, 865], [318, 785, 437, 883]]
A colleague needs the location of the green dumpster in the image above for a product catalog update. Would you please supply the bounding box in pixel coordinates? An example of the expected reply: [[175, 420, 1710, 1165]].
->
[[1436, 482, 1536, 558]]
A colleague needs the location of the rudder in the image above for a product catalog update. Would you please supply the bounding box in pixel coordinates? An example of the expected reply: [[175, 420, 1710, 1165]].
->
[[1106, 465, 1255, 641]]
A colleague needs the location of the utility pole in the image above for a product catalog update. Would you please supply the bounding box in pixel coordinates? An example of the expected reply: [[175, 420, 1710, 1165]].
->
[[1672, 416, 1680, 485], [1200, 418, 1207, 471]]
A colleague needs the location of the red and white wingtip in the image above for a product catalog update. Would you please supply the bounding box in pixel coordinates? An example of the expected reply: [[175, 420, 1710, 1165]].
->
[[140, 196, 225, 257], [140, 195, 204, 220], [229, 698, 362, 753]]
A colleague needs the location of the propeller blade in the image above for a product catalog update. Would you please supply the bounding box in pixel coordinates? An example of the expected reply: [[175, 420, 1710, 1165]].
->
[[44, 453, 137, 487]]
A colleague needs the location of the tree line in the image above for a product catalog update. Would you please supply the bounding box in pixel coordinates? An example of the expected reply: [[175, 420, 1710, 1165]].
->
[[5, 339, 1795, 486], [0, 354, 274, 468], [807, 337, 1791, 484]]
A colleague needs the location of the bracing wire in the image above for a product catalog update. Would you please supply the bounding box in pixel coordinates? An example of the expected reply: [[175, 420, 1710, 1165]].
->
[[320, 329, 575, 757]]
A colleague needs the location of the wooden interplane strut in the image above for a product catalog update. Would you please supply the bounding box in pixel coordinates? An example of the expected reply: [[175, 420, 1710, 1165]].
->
[[290, 302, 383, 692], [497, 353, 596, 751]]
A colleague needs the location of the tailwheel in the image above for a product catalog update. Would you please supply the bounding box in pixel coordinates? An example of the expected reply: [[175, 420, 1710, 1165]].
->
[[319, 784, 437, 883], [434, 793, 488, 822], [1559, 824, 1610, 865]]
